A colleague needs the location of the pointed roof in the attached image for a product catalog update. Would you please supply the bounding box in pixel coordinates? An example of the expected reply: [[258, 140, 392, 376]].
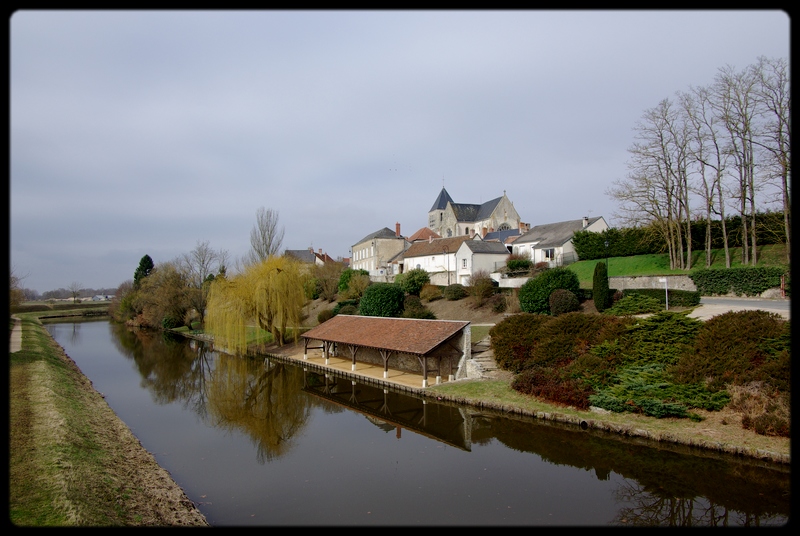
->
[[429, 187, 454, 212]]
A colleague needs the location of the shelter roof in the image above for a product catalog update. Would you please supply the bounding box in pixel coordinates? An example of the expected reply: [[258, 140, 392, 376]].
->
[[301, 315, 470, 356]]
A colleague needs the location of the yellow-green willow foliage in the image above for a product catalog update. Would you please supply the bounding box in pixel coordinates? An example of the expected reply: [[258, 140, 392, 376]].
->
[[206, 256, 307, 354]]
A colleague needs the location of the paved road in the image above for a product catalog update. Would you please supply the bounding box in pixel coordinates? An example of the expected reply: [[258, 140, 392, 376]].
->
[[687, 296, 790, 321]]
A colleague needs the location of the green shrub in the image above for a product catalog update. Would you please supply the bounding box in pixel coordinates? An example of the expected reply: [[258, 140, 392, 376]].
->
[[443, 284, 468, 301], [489, 313, 551, 373], [397, 268, 431, 296], [606, 293, 662, 316], [670, 310, 789, 391], [332, 299, 359, 315], [338, 268, 370, 293], [690, 266, 788, 296], [617, 311, 702, 366], [338, 305, 358, 315], [358, 283, 405, 317], [549, 289, 579, 316], [512, 367, 593, 409], [161, 315, 181, 330], [317, 309, 335, 323], [620, 288, 701, 307], [506, 258, 532, 273], [531, 313, 631, 368], [592, 261, 611, 312], [518, 266, 580, 314], [420, 283, 443, 302]]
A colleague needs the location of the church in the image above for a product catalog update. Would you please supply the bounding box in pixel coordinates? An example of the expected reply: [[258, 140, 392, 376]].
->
[[427, 187, 525, 239]]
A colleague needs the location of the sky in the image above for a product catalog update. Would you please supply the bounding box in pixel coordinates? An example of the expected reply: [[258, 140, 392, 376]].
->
[[9, 10, 790, 293]]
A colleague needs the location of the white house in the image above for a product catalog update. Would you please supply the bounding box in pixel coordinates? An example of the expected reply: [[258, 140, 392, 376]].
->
[[400, 236, 472, 286], [512, 216, 609, 267], [454, 240, 510, 285]]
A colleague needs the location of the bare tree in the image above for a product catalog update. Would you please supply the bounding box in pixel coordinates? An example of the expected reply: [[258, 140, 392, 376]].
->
[[246, 207, 285, 265], [68, 281, 83, 303], [712, 63, 761, 265], [752, 56, 791, 262], [179, 241, 228, 325]]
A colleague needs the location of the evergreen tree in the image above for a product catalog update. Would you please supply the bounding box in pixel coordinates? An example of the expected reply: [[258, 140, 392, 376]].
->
[[133, 254, 154, 289], [593, 261, 611, 312]]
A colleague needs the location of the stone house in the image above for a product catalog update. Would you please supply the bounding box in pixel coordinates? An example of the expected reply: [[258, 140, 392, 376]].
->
[[351, 223, 410, 281]]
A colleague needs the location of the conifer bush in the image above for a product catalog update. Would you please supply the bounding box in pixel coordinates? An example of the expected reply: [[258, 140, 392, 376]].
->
[[592, 261, 611, 312], [443, 283, 468, 301], [549, 288, 579, 316]]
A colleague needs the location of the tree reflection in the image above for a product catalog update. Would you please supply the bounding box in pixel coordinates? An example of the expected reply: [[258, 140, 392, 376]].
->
[[612, 480, 787, 526], [206, 355, 312, 463]]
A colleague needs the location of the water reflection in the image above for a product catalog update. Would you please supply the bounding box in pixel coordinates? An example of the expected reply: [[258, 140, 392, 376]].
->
[[49, 321, 790, 526]]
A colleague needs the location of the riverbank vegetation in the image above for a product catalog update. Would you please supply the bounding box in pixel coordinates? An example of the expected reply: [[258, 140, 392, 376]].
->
[[9, 311, 209, 526]]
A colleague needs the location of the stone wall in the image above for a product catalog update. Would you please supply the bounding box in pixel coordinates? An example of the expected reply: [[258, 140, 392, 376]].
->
[[609, 274, 697, 292]]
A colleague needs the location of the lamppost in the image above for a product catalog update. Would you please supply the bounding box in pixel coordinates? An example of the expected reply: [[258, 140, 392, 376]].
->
[[442, 245, 450, 285]]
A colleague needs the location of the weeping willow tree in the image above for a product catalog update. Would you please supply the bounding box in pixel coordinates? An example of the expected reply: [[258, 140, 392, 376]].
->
[[206, 256, 307, 354]]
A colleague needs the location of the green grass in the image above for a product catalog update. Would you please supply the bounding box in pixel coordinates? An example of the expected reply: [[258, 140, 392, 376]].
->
[[568, 244, 788, 287]]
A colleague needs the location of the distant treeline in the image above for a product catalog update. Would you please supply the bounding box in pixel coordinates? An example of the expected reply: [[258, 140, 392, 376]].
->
[[573, 211, 787, 261]]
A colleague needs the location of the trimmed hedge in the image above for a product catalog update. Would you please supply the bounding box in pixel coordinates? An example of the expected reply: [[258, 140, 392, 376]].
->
[[621, 288, 701, 307], [690, 266, 789, 297]]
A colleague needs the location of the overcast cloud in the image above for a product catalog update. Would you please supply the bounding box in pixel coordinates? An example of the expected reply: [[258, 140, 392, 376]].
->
[[9, 10, 790, 293]]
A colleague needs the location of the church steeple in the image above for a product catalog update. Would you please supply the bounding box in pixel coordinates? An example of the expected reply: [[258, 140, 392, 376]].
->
[[429, 187, 454, 212]]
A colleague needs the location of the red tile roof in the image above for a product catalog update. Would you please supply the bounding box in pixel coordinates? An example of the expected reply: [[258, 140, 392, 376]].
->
[[301, 315, 470, 355]]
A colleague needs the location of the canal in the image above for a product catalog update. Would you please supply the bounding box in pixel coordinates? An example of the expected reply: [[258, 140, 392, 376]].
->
[[44, 319, 790, 526]]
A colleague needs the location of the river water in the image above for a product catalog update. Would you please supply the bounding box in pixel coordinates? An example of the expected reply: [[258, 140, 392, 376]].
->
[[44, 319, 790, 527]]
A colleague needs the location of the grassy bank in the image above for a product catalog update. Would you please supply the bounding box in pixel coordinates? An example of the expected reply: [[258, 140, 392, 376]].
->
[[9, 311, 208, 526], [426, 379, 790, 464], [568, 244, 789, 285]]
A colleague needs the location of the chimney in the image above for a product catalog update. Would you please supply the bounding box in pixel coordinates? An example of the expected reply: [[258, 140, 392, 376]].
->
[[396, 222, 401, 237], [482, 226, 488, 237], [582, 216, 589, 228], [429, 235, 433, 243], [318, 248, 322, 254]]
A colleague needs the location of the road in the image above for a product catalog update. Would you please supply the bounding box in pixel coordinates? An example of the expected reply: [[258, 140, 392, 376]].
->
[[686, 296, 790, 321]]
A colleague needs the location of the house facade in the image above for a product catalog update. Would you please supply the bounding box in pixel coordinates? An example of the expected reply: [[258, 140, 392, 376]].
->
[[512, 216, 608, 267], [401, 236, 472, 286], [428, 188, 526, 239], [454, 240, 511, 285], [351, 223, 410, 281]]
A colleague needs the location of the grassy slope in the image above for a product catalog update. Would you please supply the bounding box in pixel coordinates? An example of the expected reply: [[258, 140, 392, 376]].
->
[[567, 244, 789, 286]]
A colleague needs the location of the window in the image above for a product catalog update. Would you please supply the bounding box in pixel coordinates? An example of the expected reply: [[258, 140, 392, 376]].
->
[[462, 259, 467, 268], [544, 248, 555, 261]]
